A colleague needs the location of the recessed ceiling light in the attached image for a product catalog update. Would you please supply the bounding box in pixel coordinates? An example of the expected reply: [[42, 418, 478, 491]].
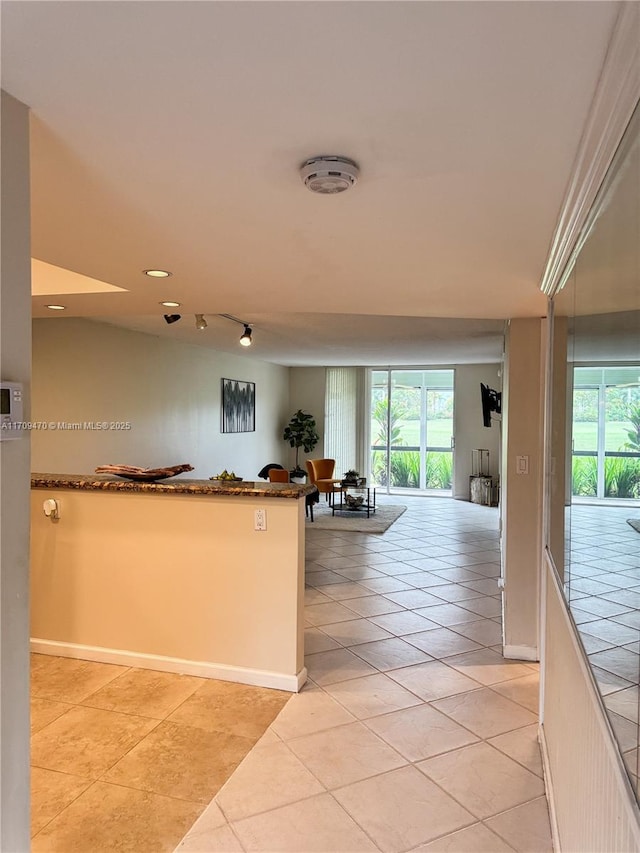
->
[[159, 301, 181, 307], [143, 269, 171, 278], [46, 304, 66, 310]]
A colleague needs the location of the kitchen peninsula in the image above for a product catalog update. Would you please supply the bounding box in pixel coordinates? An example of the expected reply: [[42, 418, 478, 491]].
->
[[31, 474, 315, 692]]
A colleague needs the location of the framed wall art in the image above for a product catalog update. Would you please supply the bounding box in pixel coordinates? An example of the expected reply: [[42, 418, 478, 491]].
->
[[221, 378, 255, 433]]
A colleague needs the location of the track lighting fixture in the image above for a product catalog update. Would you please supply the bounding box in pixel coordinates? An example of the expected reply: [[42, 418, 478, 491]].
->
[[163, 314, 181, 324], [195, 314, 208, 330], [239, 324, 252, 347], [218, 314, 255, 348]]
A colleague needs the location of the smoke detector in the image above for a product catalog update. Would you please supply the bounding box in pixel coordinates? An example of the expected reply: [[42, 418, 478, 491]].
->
[[300, 156, 359, 194]]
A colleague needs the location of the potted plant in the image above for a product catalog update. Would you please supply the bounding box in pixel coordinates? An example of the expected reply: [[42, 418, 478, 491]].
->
[[342, 469, 360, 485], [283, 410, 319, 481]]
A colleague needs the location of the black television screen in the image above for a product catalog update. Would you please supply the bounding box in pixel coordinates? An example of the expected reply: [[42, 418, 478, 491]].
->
[[481, 383, 502, 427]]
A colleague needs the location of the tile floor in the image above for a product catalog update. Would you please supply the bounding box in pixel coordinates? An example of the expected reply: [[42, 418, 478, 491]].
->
[[567, 503, 640, 794], [176, 495, 553, 852], [30, 655, 290, 850]]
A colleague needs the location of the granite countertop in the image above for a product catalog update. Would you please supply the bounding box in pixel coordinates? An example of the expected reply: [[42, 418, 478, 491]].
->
[[31, 473, 316, 499]]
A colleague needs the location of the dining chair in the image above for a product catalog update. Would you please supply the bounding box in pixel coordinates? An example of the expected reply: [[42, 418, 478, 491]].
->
[[268, 468, 290, 483], [269, 466, 317, 520]]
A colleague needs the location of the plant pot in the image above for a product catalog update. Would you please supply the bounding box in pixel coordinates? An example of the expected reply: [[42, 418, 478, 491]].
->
[[342, 476, 366, 487], [291, 476, 306, 485]]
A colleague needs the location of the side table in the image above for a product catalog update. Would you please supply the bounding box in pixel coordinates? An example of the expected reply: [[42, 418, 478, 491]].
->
[[332, 484, 376, 518]]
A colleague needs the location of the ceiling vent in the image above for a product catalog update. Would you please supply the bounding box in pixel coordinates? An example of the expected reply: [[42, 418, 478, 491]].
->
[[300, 156, 359, 194]]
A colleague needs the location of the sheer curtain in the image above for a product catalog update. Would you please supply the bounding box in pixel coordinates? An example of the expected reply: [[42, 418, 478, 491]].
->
[[324, 368, 367, 478]]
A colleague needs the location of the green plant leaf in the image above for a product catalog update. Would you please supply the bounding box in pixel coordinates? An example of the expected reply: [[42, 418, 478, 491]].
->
[[283, 410, 319, 468]]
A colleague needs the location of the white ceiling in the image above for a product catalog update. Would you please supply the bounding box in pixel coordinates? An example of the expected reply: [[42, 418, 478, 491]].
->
[[92, 313, 507, 367], [2, 0, 620, 364]]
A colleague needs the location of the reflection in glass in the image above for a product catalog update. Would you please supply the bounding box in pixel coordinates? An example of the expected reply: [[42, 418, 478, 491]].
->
[[549, 101, 640, 797], [572, 383, 598, 498], [571, 367, 640, 500]]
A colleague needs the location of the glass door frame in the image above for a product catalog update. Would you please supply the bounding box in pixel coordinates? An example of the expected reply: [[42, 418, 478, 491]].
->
[[572, 366, 640, 503], [369, 367, 455, 496]]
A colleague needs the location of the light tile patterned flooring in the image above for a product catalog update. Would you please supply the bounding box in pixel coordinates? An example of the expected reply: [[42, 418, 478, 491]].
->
[[30, 656, 290, 850], [176, 496, 553, 852], [568, 503, 640, 794]]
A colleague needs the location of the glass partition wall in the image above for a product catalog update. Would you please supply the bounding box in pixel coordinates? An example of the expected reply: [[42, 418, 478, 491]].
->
[[572, 366, 640, 501], [549, 101, 640, 796], [370, 369, 454, 494]]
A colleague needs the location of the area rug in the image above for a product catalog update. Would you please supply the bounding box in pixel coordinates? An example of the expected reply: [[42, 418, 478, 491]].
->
[[309, 504, 406, 533], [627, 519, 640, 533]]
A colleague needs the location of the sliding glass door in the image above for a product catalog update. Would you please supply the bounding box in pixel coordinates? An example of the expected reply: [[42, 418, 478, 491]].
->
[[572, 366, 640, 501], [370, 369, 454, 494]]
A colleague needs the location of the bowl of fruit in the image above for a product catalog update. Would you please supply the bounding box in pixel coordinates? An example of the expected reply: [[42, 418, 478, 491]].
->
[[209, 469, 243, 483]]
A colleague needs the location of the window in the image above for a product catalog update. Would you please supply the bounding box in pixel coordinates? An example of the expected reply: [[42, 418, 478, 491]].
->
[[572, 366, 640, 501], [370, 369, 454, 493]]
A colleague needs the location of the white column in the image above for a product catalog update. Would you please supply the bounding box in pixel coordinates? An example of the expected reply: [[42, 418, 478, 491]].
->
[[0, 90, 31, 851], [501, 317, 546, 659]]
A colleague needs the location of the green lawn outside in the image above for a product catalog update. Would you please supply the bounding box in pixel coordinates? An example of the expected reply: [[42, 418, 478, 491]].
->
[[573, 421, 636, 452], [372, 419, 634, 452], [371, 418, 453, 448]]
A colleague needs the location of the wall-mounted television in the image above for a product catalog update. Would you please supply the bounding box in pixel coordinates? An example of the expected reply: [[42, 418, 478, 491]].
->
[[480, 383, 501, 427]]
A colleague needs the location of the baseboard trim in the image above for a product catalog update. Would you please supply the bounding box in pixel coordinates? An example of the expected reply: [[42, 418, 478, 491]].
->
[[538, 723, 562, 852], [30, 638, 306, 692], [295, 666, 308, 692], [503, 644, 539, 662]]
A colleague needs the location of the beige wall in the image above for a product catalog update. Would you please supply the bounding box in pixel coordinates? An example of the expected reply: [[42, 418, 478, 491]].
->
[[542, 556, 640, 851], [31, 488, 305, 689], [453, 363, 502, 500], [32, 318, 291, 480], [288, 367, 326, 464], [0, 91, 31, 851], [501, 318, 545, 658]]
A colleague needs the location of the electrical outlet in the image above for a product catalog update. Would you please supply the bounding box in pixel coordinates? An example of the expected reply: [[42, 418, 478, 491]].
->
[[254, 508, 267, 531]]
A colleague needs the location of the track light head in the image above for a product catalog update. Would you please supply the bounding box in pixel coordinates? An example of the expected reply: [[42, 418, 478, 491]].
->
[[239, 324, 252, 347], [218, 314, 254, 347], [195, 314, 207, 330], [163, 314, 181, 324]]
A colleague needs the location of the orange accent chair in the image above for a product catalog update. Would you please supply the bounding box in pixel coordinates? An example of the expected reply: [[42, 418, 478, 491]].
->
[[306, 459, 342, 502], [268, 468, 290, 483]]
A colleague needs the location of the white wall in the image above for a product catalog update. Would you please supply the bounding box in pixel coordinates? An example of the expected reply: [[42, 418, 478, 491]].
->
[[542, 556, 640, 851], [501, 318, 545, 659], [32, 318, 291, 480], [288, 367, 326, 467], [453, 364, 502, 500], [0, 90, 31, 852]]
